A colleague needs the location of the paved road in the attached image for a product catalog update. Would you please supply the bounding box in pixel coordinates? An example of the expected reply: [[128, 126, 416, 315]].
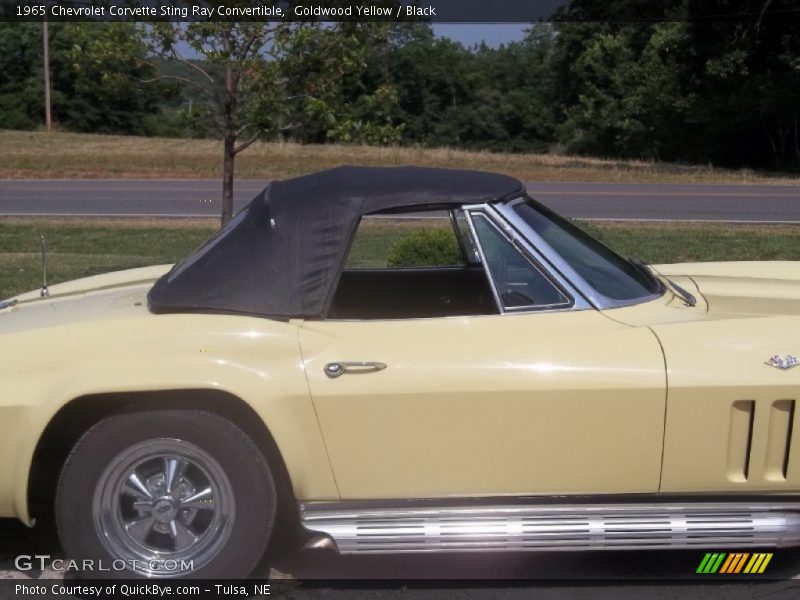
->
[[1, 180, 799, 222]]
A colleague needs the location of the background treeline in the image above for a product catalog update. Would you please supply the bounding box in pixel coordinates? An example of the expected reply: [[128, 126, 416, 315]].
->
[[1, 1, 799, 171]]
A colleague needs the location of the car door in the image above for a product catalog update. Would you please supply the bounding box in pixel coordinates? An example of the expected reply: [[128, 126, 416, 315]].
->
[[299, 208, 666, 500]]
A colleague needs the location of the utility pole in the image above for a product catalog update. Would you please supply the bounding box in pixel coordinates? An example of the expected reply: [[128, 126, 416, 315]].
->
[[42, 19, 52, 131]]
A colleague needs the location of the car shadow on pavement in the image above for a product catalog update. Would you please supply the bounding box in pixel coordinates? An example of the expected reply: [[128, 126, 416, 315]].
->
[[0, 518, 64, 580]]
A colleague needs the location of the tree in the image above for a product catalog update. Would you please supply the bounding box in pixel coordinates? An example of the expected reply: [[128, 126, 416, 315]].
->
[[0, 24, 44, 130], [375, 26, 477, 146], [62, 24, 169, 135], [147, 21, 294, 225], [681, 1, 800, 168], [258, 21, 404, 146], [474, 25, 559, 152], [147, 5, 407, 225], [0, 23, 164, 133]]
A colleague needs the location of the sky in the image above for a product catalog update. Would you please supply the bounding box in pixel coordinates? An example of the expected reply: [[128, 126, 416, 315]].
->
[[174, 23, 532, 59], [433, 24, 529, 47]]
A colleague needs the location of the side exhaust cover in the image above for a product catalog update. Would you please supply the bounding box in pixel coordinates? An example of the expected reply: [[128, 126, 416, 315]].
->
[[301, 503, 800, 554]]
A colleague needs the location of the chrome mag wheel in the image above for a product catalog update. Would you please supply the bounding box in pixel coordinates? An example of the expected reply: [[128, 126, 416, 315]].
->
[[57, 410, 276, 579], [92, 439, 235, 577]]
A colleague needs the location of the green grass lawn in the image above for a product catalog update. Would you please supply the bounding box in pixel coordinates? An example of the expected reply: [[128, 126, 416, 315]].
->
[[0, 219, 212, 298], [2, 218, 800, 299], [583, 221, 800, 264]]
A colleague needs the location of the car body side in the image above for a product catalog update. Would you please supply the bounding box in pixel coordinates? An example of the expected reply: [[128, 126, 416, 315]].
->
[[3, 261, 800, 526], [0, 266, 336, 524]]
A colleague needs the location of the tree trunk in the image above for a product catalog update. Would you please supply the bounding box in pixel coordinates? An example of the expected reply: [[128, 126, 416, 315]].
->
[[221, 60, 236, 227], [221, 132, 235, 226], [766, 129, 786, 169]]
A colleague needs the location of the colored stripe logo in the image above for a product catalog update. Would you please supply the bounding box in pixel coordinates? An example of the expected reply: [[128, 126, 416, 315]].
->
[[696, 552, 773, 574]]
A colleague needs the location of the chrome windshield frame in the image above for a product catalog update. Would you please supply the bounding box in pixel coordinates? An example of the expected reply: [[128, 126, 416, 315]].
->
[[462, 203, 592, 314], [493, 198, 665, 311]]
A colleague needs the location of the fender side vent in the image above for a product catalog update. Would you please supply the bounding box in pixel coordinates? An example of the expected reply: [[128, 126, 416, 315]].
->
[[784, 400, 796, 479], [728, 400, 756, 482], [765, 399, 796, 481]]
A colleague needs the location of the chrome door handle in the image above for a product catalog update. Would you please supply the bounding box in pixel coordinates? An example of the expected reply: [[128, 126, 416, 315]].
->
[[324, 361, 387, 378]]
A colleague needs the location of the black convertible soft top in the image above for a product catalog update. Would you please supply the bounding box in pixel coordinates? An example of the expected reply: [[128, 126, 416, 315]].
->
[[148, 166, 524, 318]]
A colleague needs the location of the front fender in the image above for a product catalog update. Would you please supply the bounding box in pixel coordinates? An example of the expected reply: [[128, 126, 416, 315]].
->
[[0, 319, 338, 524]]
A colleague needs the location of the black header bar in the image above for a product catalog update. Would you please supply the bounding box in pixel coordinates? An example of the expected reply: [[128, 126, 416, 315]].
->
[[3, 0, 799, 24]]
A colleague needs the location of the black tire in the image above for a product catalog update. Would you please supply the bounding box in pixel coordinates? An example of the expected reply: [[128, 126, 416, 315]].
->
[[55, 410, 277, 579]]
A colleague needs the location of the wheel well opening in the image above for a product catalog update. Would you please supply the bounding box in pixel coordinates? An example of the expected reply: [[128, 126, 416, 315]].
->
[[28, 390, 298, 530]]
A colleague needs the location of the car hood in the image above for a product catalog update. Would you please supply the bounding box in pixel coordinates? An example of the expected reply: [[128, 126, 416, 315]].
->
[[8, 264, 173, 304], [655, 261, 800, 316], [0, 265, 172, 334]]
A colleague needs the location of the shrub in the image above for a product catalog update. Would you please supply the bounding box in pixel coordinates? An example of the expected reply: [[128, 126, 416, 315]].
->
[[386, 228, 462, 268]]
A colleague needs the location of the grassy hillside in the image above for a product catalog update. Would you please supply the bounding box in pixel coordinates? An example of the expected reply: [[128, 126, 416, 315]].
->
[[2, 130, 797, 184]]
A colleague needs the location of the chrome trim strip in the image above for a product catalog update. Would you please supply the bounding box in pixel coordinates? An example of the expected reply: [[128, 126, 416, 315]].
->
[[468, 212, 574, 312], [462, 204, 590, 314], [301, 502, 800, 554], [462, 207, 505, 313], [483, 204, 592, 312], [449, 208, 473, 265]]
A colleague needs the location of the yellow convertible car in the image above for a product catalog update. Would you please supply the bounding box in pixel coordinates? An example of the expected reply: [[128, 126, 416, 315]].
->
[[1, 166, 800, 578]]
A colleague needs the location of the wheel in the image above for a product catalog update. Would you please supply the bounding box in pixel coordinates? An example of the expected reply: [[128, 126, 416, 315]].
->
[[55, 410, 276, 578]]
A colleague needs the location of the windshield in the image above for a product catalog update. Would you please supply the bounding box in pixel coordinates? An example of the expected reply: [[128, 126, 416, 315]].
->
[[512, 197, 662, 302]]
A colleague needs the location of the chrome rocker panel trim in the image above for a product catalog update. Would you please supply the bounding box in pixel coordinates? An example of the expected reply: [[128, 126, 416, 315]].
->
[[300, 502, 800, 554]]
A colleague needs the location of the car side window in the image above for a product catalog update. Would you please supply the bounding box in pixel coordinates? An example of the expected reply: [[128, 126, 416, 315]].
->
[[328, 209, 498, 319], [470, 213, 571, 310], [344, 214, 465, 269]]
